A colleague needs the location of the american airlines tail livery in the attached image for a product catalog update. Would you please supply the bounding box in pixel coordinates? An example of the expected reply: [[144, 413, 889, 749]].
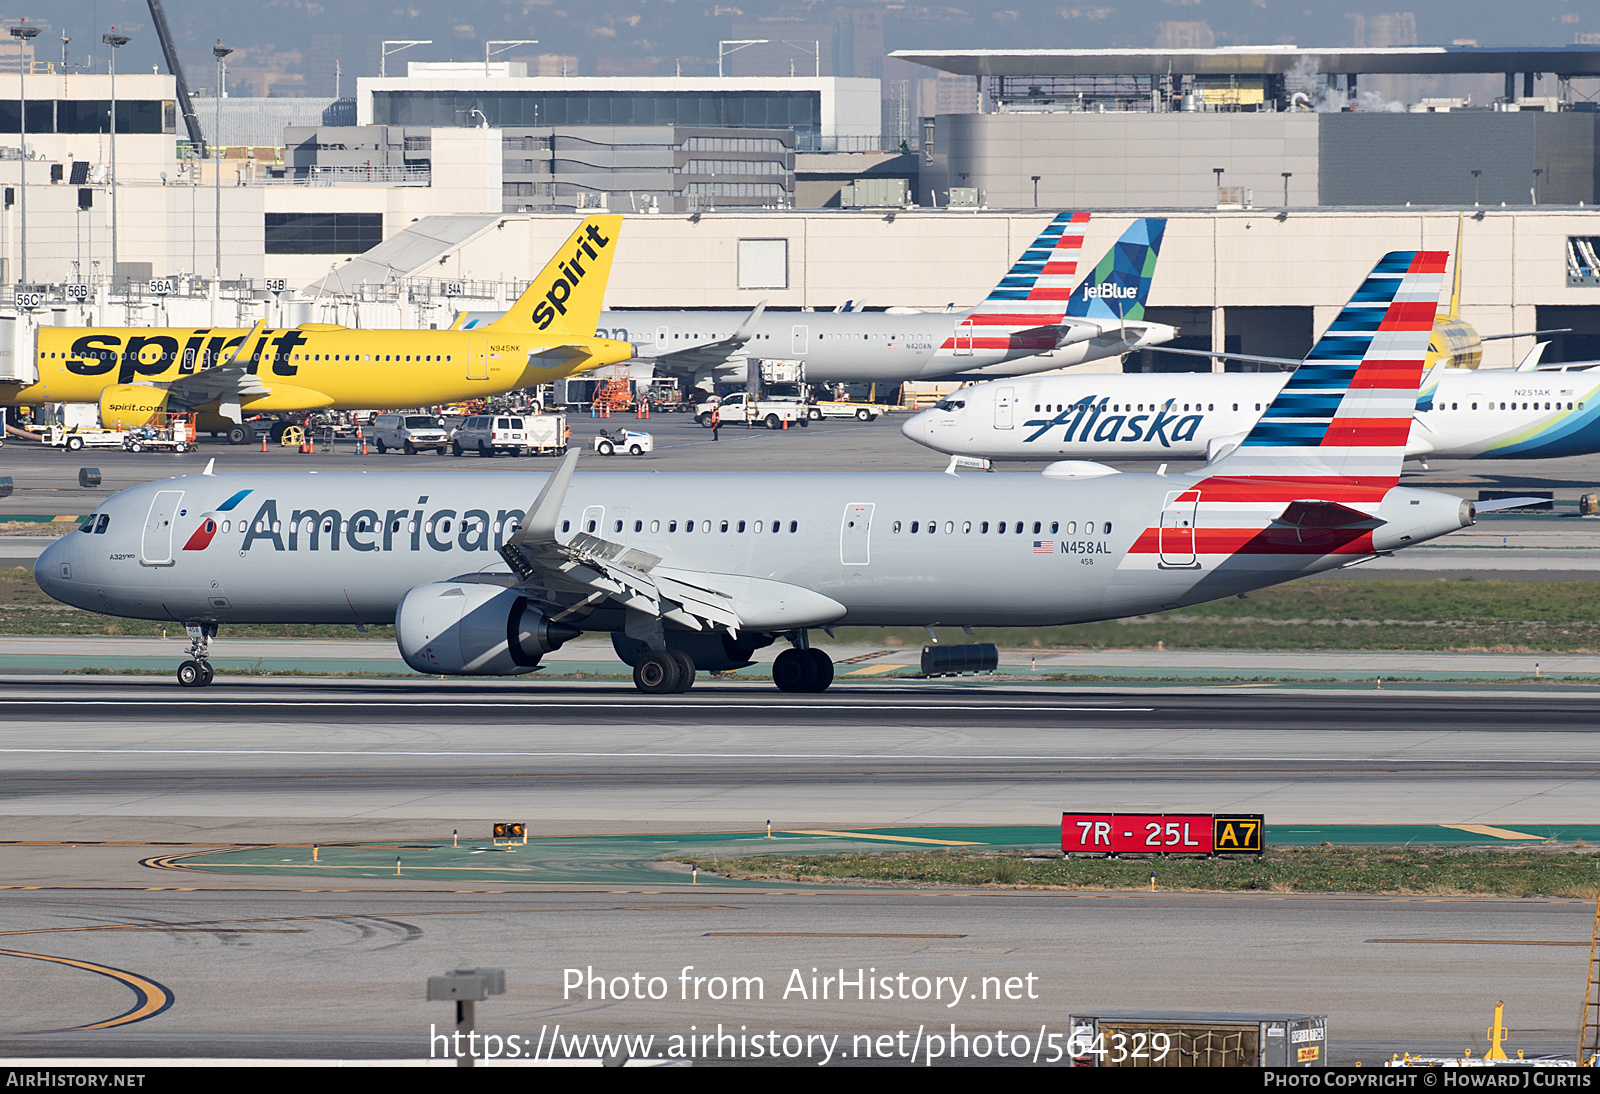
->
[[902, 352, 1600, 464], [38, 251, 1484, 694], [457, 212, 1175, 386]]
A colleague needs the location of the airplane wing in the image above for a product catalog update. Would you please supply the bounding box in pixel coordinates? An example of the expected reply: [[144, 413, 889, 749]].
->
[[1141, 346, 1305, 368], [498, 450, 844, 635], [160, 320, 277, 409], [636, 301, 766, 377]]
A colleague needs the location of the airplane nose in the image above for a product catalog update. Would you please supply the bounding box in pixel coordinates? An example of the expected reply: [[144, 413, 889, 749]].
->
[[34, 535, 71, 597], [900, 412, 929, 441]]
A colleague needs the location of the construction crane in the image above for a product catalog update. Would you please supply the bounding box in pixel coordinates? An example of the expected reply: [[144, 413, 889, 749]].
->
[[143, 0, 206, 153]]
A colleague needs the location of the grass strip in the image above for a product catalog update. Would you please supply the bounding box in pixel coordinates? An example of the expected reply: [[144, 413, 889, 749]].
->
[[688, 846, 1600, 897]]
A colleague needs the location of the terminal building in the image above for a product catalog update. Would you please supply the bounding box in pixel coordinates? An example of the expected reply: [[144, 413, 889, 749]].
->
[[0, 48, 1596, 371]]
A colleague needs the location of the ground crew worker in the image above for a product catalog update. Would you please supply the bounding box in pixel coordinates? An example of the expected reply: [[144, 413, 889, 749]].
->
[[711, 403, 722, 441]]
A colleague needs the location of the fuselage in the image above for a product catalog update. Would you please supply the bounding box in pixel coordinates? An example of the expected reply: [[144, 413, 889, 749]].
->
[[903, 369, 1600, 462], [37, 468, 1466, 635], [11, 323, 633, 411], [460, 308, 1174, 384]]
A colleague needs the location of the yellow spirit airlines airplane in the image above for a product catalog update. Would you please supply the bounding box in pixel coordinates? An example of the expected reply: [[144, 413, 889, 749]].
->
[[6, 216, 632, 444]]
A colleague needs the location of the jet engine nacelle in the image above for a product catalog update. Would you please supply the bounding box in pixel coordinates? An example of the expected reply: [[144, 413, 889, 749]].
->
[[99, 384, 171, 430], [395, 581, 579, 676]]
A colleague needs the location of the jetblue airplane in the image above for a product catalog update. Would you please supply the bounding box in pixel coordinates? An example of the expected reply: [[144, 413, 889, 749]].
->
[[37, 251, 1492, 694], [456, 213, 1174, 387], [902, 355, 1600, 464]]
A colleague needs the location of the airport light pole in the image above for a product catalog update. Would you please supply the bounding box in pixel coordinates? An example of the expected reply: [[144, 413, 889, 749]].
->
[[778, 40, 819, 78], [1031, 175, 1040, 207], [485, 39, 536, 77], [103, 31, 129, 291], [213, 42, 231, 280], [1472, 169, 1482, 206], [1532, 168, 1543, 206], [1282, 171, 1292, 207], [718, 40, 768, 77], [381, 40, 431, 78], [10, 22, 38, 292]]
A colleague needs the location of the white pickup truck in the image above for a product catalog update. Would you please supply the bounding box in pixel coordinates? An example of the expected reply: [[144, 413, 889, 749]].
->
[[805, 400, 892, 422], [695, 393, 810, 430]]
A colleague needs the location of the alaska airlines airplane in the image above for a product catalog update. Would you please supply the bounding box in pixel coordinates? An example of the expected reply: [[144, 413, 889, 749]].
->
[[38, 250, 1492, 694], [901, 355, 1600, 464], [5, 217, 633, 443], [457, 213, 1175, 387]]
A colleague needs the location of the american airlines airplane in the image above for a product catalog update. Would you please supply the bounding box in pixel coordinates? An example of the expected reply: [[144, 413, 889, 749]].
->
[[456, 213, 1175, 387], [37, 251, 1496, 694], [902, 354, 1600, 464]]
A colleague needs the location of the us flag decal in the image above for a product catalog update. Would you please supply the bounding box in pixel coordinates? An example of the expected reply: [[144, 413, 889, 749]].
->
[[1033, 540, 1054, 554]]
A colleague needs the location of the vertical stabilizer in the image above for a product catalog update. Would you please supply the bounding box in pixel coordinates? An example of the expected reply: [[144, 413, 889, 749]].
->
[[1208, 250, 1448, 483], [971, 211, 1092, 316], [1063, 218, 1167, 324], [489, 215, 623, 337], [1449, 212, 1463, 320]]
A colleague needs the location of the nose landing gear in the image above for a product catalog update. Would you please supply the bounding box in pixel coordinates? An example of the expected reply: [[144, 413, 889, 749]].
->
[[177, 623, 218, 688]]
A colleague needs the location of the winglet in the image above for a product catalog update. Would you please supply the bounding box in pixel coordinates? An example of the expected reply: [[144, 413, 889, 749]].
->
[[222, 319, 269, 367], [510, 448, 580, 547], [732, 300, 768, 344], [1515, 341, 1550, 373], [203, 458, 215, 476]]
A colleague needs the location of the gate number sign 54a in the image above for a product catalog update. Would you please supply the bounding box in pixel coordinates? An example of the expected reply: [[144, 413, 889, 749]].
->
[[1060, 813, 1264, 855]]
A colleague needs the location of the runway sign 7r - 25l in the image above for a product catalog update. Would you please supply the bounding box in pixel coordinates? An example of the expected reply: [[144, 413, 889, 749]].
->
[[1060, 813, 1265, 856]]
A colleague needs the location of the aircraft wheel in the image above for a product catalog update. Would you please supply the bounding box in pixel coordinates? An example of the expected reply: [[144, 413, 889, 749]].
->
[[375, 439, 387, 454], [772, 648, 818, 693], [598, 440, 614, 456], [177, 660, 209, 688], [227, 425, 250, 445], [66, 435, 85, 451], [633, 650, 682, 694], [667, 650, 696, 692], [629, 444, 644, 456], [805, 649, 834, 692], [198, 662, 215, 686]]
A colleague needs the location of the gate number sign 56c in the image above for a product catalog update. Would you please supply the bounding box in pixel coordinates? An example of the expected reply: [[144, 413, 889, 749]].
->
[[1060, 813, 1264, 855]]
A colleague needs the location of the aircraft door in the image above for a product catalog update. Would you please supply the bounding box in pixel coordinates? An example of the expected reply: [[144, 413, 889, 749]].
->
[[1158, 489, 1201, 568], [954, 318, 974, 356], [840, 502, 874, 566], [580, 505, 605, 535], [140, 490, 184, 567], [993, 388, 1016, 430], [791, 325, 809, 356], [468, 339, 489, 380]]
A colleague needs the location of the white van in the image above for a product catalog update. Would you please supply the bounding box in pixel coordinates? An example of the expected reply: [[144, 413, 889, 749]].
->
[[450, 413, 568, 457], [372, 414, 450, 455]]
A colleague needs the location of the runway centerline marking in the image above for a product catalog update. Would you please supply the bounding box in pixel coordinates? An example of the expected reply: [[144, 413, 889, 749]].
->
[[1366, 938, 1589, 946]]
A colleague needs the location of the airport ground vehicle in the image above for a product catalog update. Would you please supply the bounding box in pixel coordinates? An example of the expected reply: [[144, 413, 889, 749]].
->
[[594, 428, 653, 456], [451, 413, 568, 457], [696, 393, 809, 429], [37, 251, 1501, 695], [123, 413, 198, 454], [806, 399, 891, 422], [372, 414, 451, 455]]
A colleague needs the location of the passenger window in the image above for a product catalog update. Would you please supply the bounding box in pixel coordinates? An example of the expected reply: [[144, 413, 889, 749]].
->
[[893, 521, 901, 533], [669, 521, 678, 532], [634, 520, 643, 532], [702, 520, 711, 533], [789, 521, 798, 533], [651, 520, 660, 532], [1033, 521, 1041, 534], [1104, 522, 1113, 535], [720, 521, 729, 532], [1066, 521, 1076, 535], [1050, 522, 1058, 534], [585, 520, 596, 532], [737, 521, 746, 532], [997, 522, 1006, 534], [944, 521, 954, 534], [755, 520, 764, 533], [910, 521, 919, 533], [614, 520, 623, 533], [561, 520, 570, 533], [962, 521, 971, 533], [981, 522, 989, 533]]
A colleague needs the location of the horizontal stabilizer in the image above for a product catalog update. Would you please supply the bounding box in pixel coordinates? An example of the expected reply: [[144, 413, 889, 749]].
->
[[1473, 496, 1549, 513], [1275, 500, 1385, 529]]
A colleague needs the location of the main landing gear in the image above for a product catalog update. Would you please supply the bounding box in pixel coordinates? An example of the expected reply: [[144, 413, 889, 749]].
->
[[177, 623, 217, 688], [633, 649, 697, 694], [773, 647, 833, 693]]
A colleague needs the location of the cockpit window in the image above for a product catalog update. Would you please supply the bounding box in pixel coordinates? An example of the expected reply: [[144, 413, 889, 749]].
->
[[78, 516, 95, 533], [79, 514, 110, 534], [96, 514, 109, 534], [933, 399, 966, 412]]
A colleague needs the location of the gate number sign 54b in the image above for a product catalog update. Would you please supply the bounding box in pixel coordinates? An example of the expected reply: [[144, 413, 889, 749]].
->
[[1060, 813, 1264, 855]]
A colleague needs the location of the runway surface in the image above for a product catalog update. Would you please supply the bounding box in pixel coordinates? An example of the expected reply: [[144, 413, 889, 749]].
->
[[2, 679, 1598, 1064]]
